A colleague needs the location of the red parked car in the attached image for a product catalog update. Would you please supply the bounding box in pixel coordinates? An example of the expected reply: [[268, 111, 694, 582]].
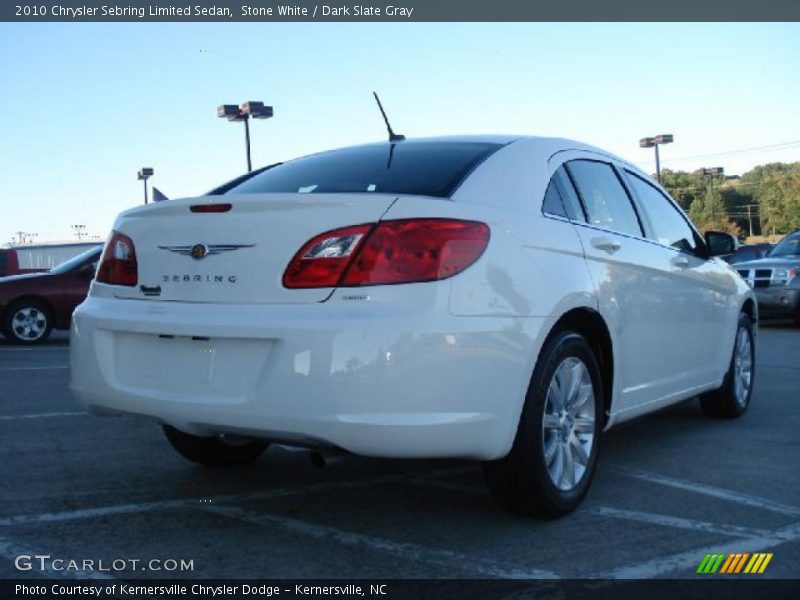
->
[[0, 246, 102, 344], [0, 242, 101, 277]]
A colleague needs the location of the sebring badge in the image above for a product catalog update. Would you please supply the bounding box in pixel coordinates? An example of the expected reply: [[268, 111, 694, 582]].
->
[[158, 243, 255, 260]]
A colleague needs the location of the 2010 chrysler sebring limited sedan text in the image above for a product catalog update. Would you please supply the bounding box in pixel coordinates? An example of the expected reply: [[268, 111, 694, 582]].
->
[[70, 136, 757, 517]]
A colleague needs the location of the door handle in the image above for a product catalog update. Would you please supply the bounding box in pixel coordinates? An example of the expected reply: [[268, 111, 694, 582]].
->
[[591, 236, 621, 253], [671, 255, 690, 268]]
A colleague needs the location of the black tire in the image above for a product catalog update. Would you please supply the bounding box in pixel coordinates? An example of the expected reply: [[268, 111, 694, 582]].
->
[[163, 425, 268, 466], [700, 313, 755, 418], [483, 331, 603, 518], [3, 300, 53, 345]]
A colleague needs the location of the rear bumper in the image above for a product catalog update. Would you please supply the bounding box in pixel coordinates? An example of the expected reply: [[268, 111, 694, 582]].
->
[[70, 297, 549, 460]]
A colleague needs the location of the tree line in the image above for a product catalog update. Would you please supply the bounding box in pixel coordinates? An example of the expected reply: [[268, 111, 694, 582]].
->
[[658, 162, 800, 239]]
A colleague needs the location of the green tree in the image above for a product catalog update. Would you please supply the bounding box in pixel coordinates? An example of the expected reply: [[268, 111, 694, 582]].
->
[[688, 182, 743, 237], [660, 169, 705, 211], [743, 163, 800, 234]]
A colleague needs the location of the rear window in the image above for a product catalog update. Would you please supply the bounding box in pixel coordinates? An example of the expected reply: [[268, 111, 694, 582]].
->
[[0, 251, 7, 276], [225, 142, 503, 198]]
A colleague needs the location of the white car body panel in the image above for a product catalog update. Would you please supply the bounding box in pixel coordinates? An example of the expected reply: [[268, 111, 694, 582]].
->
[[70, 135, 756, 459]]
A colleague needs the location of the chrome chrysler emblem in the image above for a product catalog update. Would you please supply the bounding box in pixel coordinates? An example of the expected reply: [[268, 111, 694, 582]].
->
[[158, 243, 255, 260]]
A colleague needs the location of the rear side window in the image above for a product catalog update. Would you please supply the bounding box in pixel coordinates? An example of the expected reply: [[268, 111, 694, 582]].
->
[[225, 142, 503, 198], [625, 171, 699, 253], [542, 181, 568, 218], [0, 251, 7, 276], [566, 160, 642, 238], [542, 166, 584, 221]]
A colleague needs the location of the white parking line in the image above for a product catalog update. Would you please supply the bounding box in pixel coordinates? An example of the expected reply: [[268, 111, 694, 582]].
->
[[586, 506, 773, 539], [0, 365, 69, 372], [0, 411, 87, 421], [407, 478, 782, 539], [0, 536, 114, 580], [611, 467, 800, 518], [201, 504, 559, 579], [0, 467, 471, 527], [590, 521, 800, 579]]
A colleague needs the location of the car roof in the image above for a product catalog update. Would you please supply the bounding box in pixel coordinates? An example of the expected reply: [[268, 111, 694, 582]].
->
[[339, 134, 608, 152]]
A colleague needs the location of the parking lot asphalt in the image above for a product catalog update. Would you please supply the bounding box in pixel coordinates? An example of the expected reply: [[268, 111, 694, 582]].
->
[[1, 324, 799, 582]]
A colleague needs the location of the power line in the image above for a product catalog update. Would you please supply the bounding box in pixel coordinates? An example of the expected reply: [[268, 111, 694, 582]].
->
[[665, 140, 800, 163]]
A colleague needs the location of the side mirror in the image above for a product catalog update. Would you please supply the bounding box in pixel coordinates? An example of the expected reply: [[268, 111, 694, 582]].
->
[[705, 231, 738, 257]]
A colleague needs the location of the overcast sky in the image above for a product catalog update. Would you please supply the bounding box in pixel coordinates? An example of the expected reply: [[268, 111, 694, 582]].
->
[[1, 22, 798, 245]]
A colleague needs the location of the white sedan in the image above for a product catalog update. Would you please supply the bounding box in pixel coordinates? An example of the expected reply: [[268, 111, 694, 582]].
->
[[70, 136, 756, 517]]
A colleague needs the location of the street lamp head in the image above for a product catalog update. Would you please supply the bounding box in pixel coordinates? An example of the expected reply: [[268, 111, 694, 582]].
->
[[217, 104, 244, 121], [137, 167, 154, 180], [242, 101, 273, 120], [654, 134, 674, 145], [639, 137, 656, 148]]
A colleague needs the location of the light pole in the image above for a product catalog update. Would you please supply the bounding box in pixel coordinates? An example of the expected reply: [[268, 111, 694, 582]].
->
[[71, 224, 87, 241], [217, 101, 274, 172], [639, 134, 674, 183], [699, 167, 724, 194], [698, 167, 724, 221], [137, 168, 154, 204]]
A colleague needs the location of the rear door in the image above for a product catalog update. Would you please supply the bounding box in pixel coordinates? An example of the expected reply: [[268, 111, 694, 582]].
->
[[558, 156, 678, 410]]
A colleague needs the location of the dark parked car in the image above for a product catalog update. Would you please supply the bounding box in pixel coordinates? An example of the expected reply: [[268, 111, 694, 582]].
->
[[734, 231, 800, 326], [0, 246, 101, 344], [726, 242, 774, 265]]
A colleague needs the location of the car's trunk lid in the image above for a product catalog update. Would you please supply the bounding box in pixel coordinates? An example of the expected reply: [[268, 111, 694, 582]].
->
[[109, 193, 397, 304]]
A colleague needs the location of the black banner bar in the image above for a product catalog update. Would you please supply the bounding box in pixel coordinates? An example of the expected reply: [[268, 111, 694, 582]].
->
[[3, 0, 800, 22], [4, 579, 800, 600]]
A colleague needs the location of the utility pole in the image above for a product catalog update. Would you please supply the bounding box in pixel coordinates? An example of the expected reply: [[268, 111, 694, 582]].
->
[[13, 231, 36, 245], [747, 205, 753, 237], [71, 224, 87, 241]]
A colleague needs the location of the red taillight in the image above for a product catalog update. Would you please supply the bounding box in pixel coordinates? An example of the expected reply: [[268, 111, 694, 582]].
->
[[96, 231, 138, 286], [283, 219, 489, 289], [283, 224, 373, 289]]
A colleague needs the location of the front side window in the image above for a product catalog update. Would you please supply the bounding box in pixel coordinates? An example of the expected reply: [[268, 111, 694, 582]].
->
[[566, 160, 642, 238], [625, 171, 699, 254], [224, 142, 503, 198]]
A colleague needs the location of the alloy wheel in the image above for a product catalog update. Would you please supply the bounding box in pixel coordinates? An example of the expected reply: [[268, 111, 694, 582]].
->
[[733, 326, 753, 407], [12, 307, 48, 342], [542, 357, 596, 491]]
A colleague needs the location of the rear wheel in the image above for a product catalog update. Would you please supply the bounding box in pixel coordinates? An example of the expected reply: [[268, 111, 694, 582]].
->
[[163, 425, 268, 466], [483, 331, 603, 518], [4, 300, 53, 345], [700, 313, 755, 418]]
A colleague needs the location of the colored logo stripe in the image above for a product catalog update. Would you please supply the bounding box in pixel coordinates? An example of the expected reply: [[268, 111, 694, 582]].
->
[[698, 553, 773, 574], [720, 553, 749, 573], [697, 553, 725, 574]]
